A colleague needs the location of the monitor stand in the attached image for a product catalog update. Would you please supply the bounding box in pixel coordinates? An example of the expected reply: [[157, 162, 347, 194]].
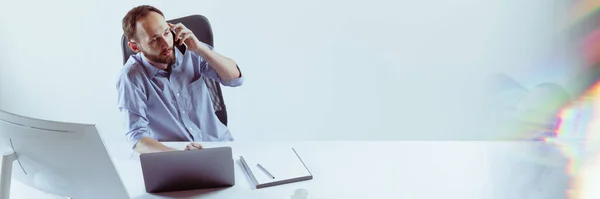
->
[[1, 150, 72, 199], [1, 150, 17, 199]]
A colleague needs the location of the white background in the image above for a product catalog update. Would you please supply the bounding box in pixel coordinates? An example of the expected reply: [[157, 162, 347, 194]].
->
[[0, 0, 578, 143]]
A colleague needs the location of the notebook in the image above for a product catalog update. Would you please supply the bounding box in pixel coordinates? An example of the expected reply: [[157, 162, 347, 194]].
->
[[239, 148, 313, 189]]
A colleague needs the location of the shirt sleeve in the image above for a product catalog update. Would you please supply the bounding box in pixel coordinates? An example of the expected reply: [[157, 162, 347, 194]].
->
[[195, 43, 244, 87], [116, 74, 154, 149]]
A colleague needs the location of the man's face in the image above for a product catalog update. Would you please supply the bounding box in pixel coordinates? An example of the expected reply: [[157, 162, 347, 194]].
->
[[132, 12, 175, 65]]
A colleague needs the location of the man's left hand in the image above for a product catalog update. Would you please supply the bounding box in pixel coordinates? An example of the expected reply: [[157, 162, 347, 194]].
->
[[169, 22, 207, 53]]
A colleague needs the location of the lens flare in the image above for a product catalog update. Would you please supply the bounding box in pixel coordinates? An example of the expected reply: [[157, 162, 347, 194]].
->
[[545, 0, 600, 197]]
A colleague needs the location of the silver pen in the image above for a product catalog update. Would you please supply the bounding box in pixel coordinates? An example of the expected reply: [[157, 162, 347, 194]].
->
[[257, 163, 275, 179]]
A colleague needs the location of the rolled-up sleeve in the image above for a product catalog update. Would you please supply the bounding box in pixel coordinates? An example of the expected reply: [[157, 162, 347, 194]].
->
[[120, 110, 153, 149], [196, 43, 245, 87], [116, 74, 153, 149], [201, 62, 244, 87]]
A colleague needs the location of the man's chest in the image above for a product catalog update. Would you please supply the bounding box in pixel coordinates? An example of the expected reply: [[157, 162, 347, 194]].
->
[[147, 72, 208, 112]]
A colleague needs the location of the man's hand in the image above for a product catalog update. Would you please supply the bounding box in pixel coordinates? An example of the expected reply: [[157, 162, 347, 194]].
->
[[168, 22, 207, 53], [184, 142, 204, 150], [168, 22, 241, 81]]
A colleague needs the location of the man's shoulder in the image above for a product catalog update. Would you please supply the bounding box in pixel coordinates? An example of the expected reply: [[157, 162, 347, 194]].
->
[[120, 56, 148, 80], [118, 55, 149, 87]]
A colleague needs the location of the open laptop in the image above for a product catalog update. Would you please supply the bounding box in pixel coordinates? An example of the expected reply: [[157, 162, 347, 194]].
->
[[140, 146, 235, 193]]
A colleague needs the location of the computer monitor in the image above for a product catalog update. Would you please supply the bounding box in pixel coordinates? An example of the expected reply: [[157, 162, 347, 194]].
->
[[0, 110, 129, 199]]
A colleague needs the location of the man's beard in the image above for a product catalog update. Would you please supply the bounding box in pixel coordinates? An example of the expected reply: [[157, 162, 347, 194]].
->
[[143, 48, 175, 66]]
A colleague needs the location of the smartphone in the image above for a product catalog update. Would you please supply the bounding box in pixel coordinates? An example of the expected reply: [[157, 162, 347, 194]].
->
[[172, 30, 187, 54]]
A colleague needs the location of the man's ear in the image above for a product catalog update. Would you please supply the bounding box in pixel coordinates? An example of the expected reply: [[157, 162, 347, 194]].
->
[[127, 41, 141, 53]]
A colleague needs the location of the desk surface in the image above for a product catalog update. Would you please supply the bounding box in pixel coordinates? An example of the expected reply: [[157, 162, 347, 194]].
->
[[11, 141, 577, 199], [114, 141, 573, 199]]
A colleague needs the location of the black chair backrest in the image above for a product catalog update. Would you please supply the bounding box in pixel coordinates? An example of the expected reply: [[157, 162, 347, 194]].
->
[[120, 15, 228, 126]]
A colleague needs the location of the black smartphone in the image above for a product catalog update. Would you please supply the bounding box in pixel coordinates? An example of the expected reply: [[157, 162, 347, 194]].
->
[[172, 30, 187, 54]]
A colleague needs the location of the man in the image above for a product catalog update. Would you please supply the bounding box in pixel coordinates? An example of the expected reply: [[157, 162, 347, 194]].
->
[[117, 5, 244, 154]]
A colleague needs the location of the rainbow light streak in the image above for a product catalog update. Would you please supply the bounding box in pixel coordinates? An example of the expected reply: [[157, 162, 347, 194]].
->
[[549, 0, 600, 197]]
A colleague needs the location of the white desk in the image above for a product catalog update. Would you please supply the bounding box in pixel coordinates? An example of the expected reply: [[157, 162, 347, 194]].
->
[[10, 141, 575, 199], [113, 141, 573, 199]]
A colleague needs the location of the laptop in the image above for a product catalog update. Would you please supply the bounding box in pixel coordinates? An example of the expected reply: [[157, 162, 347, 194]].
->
[[139, 146, 235, 193]]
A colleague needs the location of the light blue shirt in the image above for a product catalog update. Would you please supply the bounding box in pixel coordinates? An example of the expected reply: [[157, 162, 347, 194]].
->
[[116, 44, 243, 149]]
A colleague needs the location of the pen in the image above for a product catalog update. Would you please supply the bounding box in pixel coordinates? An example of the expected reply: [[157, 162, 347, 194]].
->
[[257, 163, 275, 179]]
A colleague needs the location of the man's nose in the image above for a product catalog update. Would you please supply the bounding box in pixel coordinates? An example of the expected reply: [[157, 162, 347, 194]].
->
[[158, 36, 170, 48]]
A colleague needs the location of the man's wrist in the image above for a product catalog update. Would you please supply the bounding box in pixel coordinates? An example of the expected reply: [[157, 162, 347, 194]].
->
[[160, 144, 178, 152], [191, 39, 211, 55]]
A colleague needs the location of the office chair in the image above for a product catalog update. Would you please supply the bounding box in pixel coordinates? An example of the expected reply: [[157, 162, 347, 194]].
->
[[120, 15, 229, 126]]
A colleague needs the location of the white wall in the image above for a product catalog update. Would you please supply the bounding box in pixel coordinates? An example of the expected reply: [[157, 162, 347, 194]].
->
[[0, 0, 575, 142]]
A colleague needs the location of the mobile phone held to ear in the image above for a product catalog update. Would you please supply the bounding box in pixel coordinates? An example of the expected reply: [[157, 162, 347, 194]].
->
[[172, 30, 187, 54]]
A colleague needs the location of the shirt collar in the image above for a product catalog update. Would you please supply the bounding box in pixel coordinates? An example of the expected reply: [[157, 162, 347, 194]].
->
[[136, 47, 184, 79]]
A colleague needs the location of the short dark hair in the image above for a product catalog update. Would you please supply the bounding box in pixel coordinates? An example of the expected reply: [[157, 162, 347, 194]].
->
[[122, 5, 164, 41]]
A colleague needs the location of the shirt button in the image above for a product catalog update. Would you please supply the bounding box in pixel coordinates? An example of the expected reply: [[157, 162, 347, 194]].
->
[[189, 127, 193, 131], [182, 110, 186, 114], [176, 93, 180, 97]]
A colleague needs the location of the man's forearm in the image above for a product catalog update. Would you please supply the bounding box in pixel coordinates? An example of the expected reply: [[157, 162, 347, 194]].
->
[[134, 137, 177, 154], [193, 45, 241, 81]]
